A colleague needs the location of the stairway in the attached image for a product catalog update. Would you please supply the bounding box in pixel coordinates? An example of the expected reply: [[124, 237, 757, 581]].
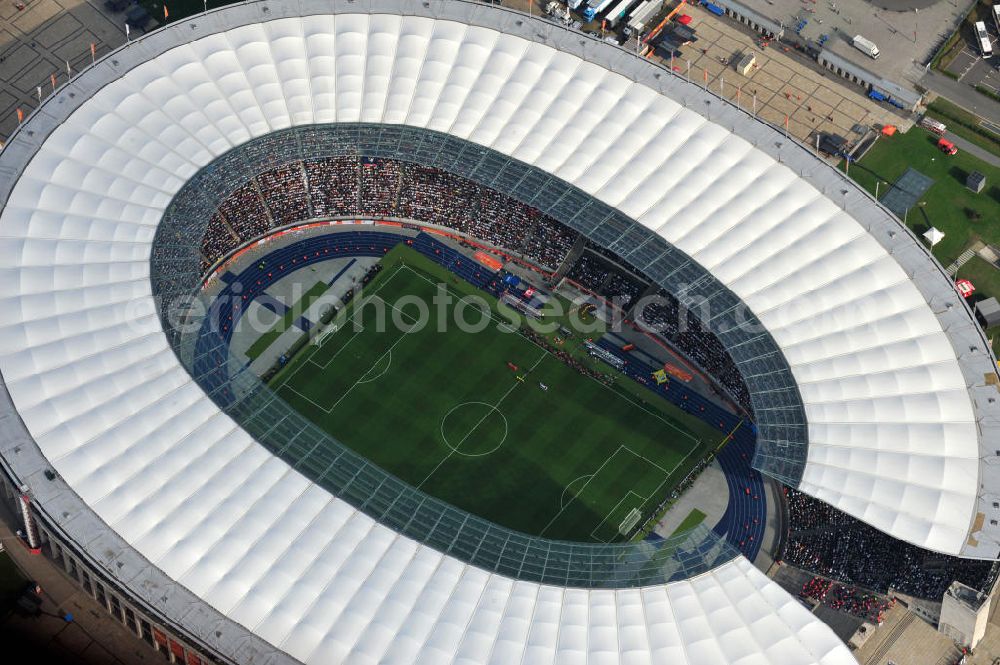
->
[[946, 247, 978, 276], [865, 611, 915, 665]]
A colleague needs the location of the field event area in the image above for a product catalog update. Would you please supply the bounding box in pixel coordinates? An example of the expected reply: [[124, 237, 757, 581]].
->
[[267, 243, 722, 543]]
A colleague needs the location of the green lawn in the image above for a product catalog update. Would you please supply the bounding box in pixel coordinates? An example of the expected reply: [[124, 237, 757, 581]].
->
[[245, 280, 331, 361], [954, 255, 1000, 355], [848, 127, 1000, 268], [271, 244, 722, 542], [670, 508, 707, 537]]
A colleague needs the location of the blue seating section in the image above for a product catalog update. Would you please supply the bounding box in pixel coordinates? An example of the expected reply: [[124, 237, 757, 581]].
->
[[193, 231, 407, 407], [410, 233, 502, 294]]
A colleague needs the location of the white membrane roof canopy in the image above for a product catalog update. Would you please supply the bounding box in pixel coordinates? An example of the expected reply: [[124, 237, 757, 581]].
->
[[0, 1, 997, 663]]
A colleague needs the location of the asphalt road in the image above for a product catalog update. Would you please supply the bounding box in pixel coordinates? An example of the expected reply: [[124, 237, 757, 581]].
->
[[944, 130, 1000, 167], [922, 69, 1000, 125]]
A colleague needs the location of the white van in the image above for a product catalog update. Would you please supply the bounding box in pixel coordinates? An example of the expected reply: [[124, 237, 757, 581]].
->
[[852, 35, 880, 59]]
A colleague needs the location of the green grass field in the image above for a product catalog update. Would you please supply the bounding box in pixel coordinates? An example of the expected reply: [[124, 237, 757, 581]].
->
[[954, 255, 1000, 354], [670, 509, 707, 537], [848, 127, 1000, 268], [270, 245, 721, 542], [925, 98, 1000, 157]]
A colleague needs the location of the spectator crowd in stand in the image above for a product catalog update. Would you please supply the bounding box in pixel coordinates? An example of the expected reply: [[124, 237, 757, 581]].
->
[[200, 156, 575, 273], [201, 214, 237, 274], [304, 156, 359, 218], [198, 153, 753, 421], [636, 291, 752, 414], [566, 249, 646, 307], [563, 246, 751, 415], [359, 157, 402, 217], [215, 180, 271, 243], [783, 488, 996, 601], [257, 162, 310, 226]]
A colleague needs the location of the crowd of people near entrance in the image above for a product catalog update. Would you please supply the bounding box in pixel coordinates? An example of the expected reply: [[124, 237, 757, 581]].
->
[[783, 488, 996, 601], [199, 156, 575, 272], [799, 577, 894, 623]]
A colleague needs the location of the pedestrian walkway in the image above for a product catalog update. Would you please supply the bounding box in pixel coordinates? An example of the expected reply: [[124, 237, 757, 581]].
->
[[0, 0, 128, 141]]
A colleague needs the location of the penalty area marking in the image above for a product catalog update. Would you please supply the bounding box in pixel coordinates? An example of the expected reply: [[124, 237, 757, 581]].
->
[[357, 349, 392, 384], [271, 263, 409, 388], [285, 306, 413, 415], [561, 474, 594, 509], [589, 491, 645, 543], [439, 401, 509, 458], [541, 443, 694, 540]]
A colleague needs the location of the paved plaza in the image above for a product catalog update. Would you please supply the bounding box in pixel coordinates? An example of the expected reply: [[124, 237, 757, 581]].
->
[[649, 3, 912, 144], [3, 0, 916, 150], [0, 503, 157, 664], [0, 0, 127, 141]]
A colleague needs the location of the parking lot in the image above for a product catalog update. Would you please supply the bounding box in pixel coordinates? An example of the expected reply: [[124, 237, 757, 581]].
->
[[943, 18, 1000, 96], [736, 0, 970, 86]]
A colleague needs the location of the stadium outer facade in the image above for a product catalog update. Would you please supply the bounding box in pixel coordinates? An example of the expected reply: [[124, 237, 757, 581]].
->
[[0, 0, 997, 663]]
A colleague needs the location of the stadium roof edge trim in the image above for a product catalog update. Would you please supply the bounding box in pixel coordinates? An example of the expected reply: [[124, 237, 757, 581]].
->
[[0, 0, 995, 662]]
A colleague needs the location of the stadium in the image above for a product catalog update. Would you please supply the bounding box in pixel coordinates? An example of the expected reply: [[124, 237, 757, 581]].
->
[[0, 0, 999, 663]]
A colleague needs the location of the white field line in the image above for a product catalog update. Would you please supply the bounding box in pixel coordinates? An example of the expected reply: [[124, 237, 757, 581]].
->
[[271, 263, 408, 388], [589, 491, 645, 543], [306, 296, 417, 414], [309, 264, 410, 371], [416, 348, 548, 490], [403, 264, 697, 444], [538, 445, 625, 538]]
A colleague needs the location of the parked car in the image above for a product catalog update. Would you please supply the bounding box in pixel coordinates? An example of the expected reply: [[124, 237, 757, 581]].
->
[[938, 138, 958, 155]]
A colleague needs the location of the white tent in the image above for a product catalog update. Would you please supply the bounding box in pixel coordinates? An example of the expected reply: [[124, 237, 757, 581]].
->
[[924, 226, 945, 246]]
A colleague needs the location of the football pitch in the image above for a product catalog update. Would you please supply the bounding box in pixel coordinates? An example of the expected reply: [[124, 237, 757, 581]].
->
[[270, 245, 722, 542]]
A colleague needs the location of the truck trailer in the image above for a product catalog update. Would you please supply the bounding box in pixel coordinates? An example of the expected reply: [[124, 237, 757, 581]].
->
[[852, 35, 879, 59]]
